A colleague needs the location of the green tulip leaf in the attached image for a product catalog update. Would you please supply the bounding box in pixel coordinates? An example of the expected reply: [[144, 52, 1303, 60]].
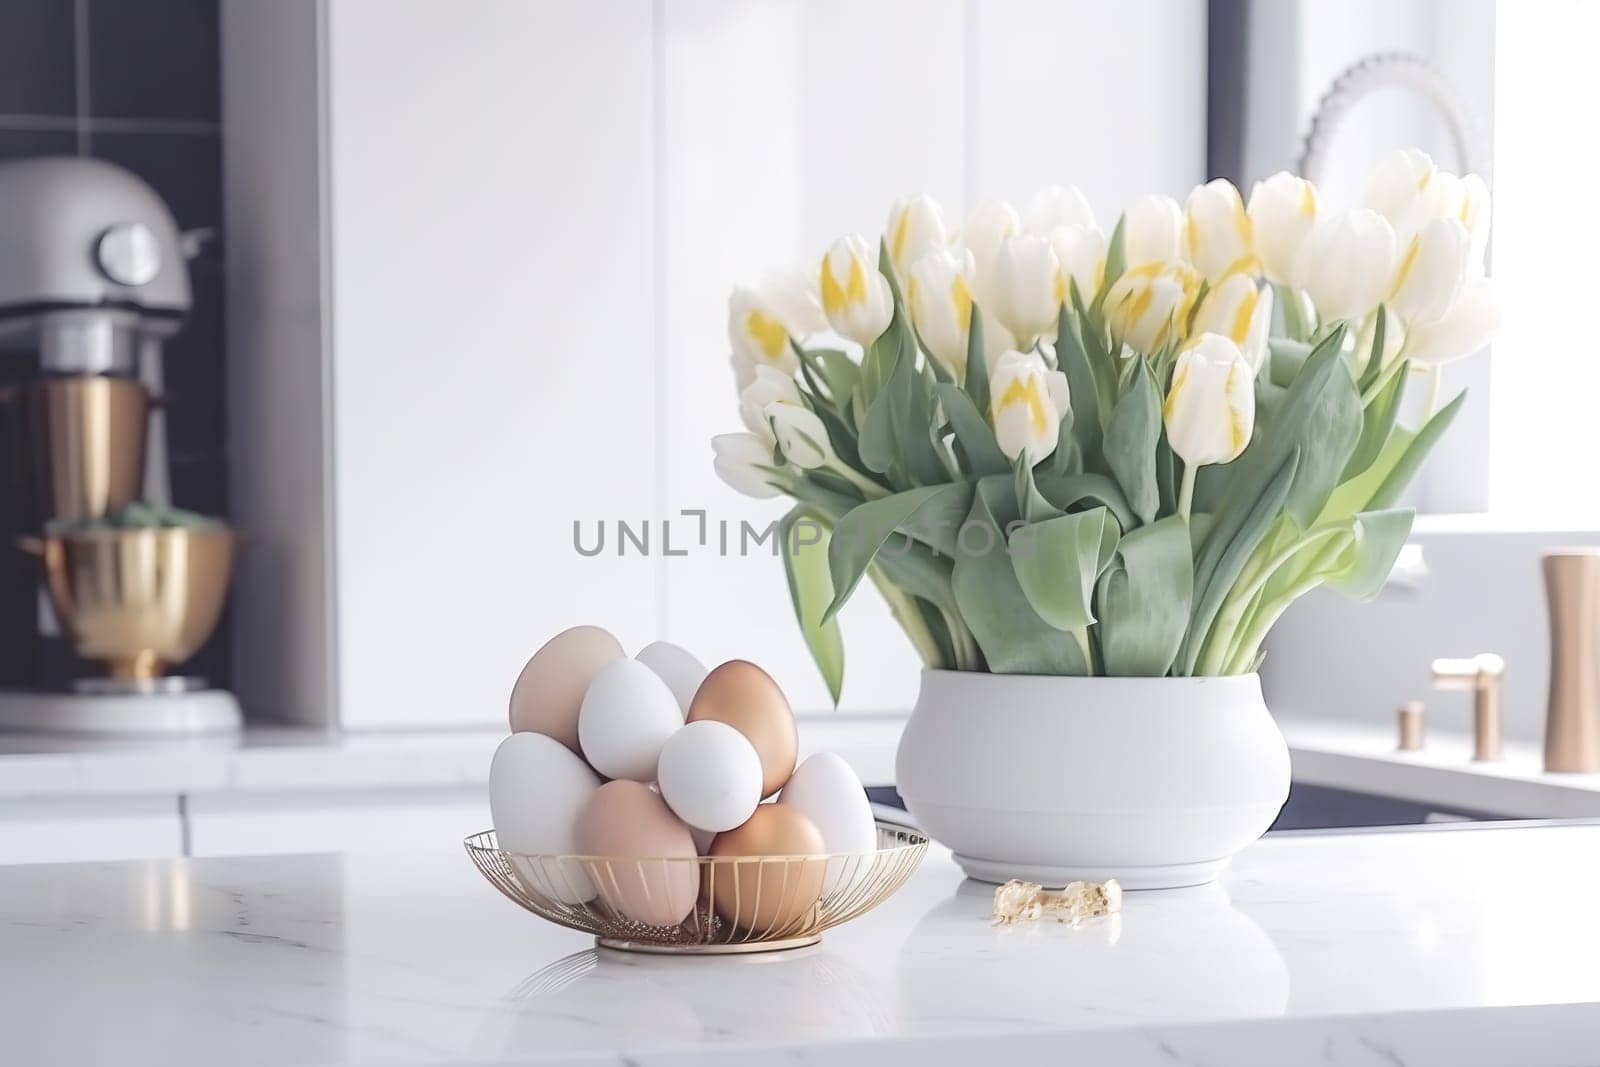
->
[[950, 486, 1089, 675], [936, 383, 1009, 476], [1181, 446, 1301, 674], [1009, 507, 1120, 631], [1055, 306, 1104, 467], [1342, 356, 1407, 483], [778, 509, 845, 705], [1031, 471, 1137, 532], [1014, 453, 1065, 524], [1266, 336, 1312, 389], [1366, 388, 1467, 510], [1325, 508, 1415, 601], [1282, 344, 1362, 528], [823, 483, 975, 621], [1102, 360, 1163, 524], [1095, 515, 1194, 676], [1358, 305, 1390, 392], [964, 305, 992, 414], [795, 345, 861, 408]]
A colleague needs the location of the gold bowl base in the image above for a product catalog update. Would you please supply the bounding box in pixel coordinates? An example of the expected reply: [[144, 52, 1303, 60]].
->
[[596, 934, 820, 955]]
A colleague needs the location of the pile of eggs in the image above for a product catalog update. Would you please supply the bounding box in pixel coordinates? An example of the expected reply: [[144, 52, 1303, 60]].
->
[[490, 625, 878, 930]]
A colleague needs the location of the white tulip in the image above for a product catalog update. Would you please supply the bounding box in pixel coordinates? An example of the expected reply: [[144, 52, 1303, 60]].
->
[[712, 432, 782, 499], [1122, 194, 1184, 269], [728, 286, 801, 375], [1048, 223, 1107, 306], [819, 234, 894, 347], [1403, 280, 1500, 366], [766, 402, 832, 469], [906, 247, 976, 380], [1458, 173, 1492, 276], [959, 199, 1021, 306], [989, 349, 1069, 463], [738, 365, 803, 441], [1024, 184, 1096, 235], [1247, 171, 1319, 286], [1190, 274, 1273, 376], [1361, 147, 1439, 245], [987, 234, 1064, 345], [1164, 333, 1256, 468], [1103, 259, 1202, 354], [758, 268, 828, 338], [1293, 208, 1397, 323], [1389, 217, 1470, 325], [1184, 178, 1256, 283], [885, 194, 949, 277]]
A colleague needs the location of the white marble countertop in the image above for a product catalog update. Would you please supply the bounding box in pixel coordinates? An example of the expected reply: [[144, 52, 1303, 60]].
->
[[4, 822, 1600, 1065]]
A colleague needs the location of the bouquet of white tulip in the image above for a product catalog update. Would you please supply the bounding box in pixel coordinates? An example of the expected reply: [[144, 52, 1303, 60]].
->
[[714, 149, 1498, 699]]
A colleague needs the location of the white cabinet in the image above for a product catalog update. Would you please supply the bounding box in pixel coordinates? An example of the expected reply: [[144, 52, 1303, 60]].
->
[[224, 0, 1206, 728], [0, 797, 182, 865], [186, 786, 489, 858]]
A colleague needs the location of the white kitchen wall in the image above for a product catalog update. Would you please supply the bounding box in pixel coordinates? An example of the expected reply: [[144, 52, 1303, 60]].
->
[[226, 0, 1206, 728]]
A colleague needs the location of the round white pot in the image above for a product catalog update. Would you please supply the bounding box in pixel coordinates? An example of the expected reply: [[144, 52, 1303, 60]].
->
[[895, 670, 1290, 890]]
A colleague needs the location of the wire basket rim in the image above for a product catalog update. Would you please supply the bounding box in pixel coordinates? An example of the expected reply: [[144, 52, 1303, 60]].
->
[[464, 819, 927, 864]]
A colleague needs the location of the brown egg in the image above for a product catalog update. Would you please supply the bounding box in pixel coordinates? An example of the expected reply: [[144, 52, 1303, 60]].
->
[[575, 780, 699, 927], [708, 804, 827, 933], [687, 660, 797, 797], [509, 625, 624, 752]]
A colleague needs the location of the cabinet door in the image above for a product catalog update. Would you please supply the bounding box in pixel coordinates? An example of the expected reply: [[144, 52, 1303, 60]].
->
[[658, 0, 965, 714], [324, 0, 659, 727], [0, 796, 182, 864]]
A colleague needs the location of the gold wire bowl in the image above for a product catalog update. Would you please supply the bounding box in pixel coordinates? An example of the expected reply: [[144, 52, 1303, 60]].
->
[[465, 819, 928, 954]]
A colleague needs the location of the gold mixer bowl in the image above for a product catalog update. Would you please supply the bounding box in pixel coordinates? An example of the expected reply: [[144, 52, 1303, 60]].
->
[[13, 376, 150, 525], [25, 526, 236, 681]]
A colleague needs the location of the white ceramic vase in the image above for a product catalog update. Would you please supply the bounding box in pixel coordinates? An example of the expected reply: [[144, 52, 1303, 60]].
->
[[895, 670, 1290, 890]]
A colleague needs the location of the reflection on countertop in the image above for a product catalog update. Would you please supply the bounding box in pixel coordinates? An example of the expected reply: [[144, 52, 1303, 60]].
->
[[4, 823, 1600, 1064]]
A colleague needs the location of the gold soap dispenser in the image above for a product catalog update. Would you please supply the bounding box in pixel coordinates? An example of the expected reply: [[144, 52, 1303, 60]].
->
[[1543, 550, 1600, 773]]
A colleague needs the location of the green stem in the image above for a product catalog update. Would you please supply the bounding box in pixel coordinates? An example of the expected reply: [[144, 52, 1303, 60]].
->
[[1224, 536, 1351, 674], [1177, 464, 1198, 521], [867, 567, 944, 668], [828, 458, 889, 500]]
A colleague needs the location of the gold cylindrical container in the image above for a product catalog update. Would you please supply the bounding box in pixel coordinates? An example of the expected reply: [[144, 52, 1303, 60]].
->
[[1397, 701, 1425, 751], [13, 376, 149, 525], [24, 526, 236, 680], [1543, 550, 1600, 773]]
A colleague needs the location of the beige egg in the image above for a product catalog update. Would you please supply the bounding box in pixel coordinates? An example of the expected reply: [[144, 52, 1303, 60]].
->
[[509, 625, 624, 752], [708, 804, 827, 933], [687, 660, 797, 798], [575, 780, 699, 927]]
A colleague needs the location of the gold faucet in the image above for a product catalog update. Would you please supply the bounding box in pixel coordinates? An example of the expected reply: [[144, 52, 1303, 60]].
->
[[1431, 654, 1505, 761]]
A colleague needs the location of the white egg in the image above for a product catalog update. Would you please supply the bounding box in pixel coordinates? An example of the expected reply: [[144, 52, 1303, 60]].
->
[[635, 640, 708, 716], [656, 720, 763, 833], [489, 732, 599, 903], [578, 658, 684, 781], [778, 752, 878, 894]]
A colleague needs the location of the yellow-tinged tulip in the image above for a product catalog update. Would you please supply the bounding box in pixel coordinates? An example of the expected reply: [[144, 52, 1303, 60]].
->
[[1190, 274, 1273, 375], [1122, 194, 1184, 268], [712, 432, 782, 499], [820, 234, 894, 347], [1103, 259, 1202, 354], [1389, 217, 1470, 325], [1293, 208, 1397, 323], [1361, 147, 1439, 246], [906, 247, 977, 380], [1184, 178, 1256, 283], [728, 286, 801, 375], [1403, 280, 1500, 366], [1048, 224, 1107, 305], [738, 365, 803, 441], [1024, 184, 1096, 235], [989, 349, 1069, 463], [1164, 333, 1255, 468], [885, 194, 949, 277], [1458, 174, 1492, 277], [959, 199, 1020, 307], [1247, 171, 1319, 286], [986, 234, 1064, 345], [766, 402, 832, 470]]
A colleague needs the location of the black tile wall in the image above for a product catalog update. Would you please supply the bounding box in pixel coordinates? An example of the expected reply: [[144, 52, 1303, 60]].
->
[[0, 0, 230, 689], [0, 1, 76, 117]]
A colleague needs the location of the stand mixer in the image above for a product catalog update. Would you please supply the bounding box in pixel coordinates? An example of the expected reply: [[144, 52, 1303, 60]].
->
[[0, 157, 241, 734]]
